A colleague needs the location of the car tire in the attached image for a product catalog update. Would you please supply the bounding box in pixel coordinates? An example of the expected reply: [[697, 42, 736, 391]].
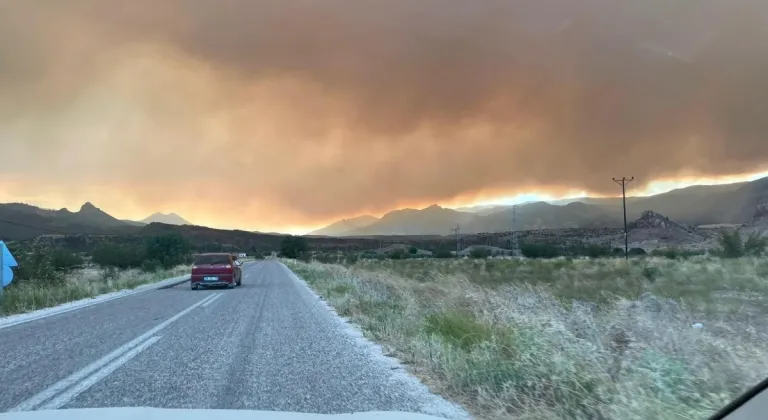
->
[[191, 283, 198, 290], [236, 274, 242, 287], [228, 281, 235, 289]]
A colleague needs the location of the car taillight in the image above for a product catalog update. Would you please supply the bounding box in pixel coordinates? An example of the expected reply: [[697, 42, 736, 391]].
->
[[225, 264, 232, 269]]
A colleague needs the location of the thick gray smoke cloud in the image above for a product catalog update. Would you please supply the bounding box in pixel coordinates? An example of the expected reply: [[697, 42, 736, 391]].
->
[[1, 0, 767, 229]]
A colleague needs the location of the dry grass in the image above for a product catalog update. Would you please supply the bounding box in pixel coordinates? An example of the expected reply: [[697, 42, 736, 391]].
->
[[284, 256, 768, 420], [0, 265, 190, 317]]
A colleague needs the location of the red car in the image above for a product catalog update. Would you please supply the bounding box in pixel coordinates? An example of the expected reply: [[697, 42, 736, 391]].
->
[[190, 253, 242, 290]]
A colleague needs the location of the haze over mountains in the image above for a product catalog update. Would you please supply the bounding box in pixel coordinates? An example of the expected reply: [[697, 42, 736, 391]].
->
[[1, 177, 767, 241], [310, 177, 768, 236]]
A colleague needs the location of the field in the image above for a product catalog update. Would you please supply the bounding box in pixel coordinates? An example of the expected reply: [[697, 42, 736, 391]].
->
[[285, 256, 768, 420], [0, 265, 190, 317]]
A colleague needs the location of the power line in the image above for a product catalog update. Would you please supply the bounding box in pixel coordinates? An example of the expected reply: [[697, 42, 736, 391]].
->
[[612, 176, 634, 260]]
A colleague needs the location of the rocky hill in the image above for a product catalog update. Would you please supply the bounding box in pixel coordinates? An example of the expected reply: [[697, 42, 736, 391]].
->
[[625, 210, 710, 250], [0, 202, 138, 240]]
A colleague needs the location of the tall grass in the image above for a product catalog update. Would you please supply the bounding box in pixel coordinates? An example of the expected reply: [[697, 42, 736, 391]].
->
[[0, 265, 190, 317], [285, 256, 768, 420]]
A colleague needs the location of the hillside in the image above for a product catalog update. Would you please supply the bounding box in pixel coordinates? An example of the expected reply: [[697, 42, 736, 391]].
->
[[0, 202, 139, 240], [343, 205, 476, 236], [318, 177, 768, 236], [309, 215, 378, 236], [141, 212, 191, 226]]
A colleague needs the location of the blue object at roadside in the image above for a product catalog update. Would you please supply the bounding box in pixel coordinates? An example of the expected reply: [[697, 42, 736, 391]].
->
[[0, 240, 19, 288]]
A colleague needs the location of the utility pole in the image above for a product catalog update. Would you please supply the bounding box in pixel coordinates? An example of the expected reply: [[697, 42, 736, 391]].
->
[[511, 205, 518, 256], [451, 224, 460, 255], [613, 176, 634, 260]]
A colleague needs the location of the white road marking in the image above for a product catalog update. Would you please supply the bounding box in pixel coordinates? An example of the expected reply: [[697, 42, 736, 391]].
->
[[0, 275, 190, 330], [39, 336, 162, 410], [10, 293, 216, 412], [202, 293, 223, 307]]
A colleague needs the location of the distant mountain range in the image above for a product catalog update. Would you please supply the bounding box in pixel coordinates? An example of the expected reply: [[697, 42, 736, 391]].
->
[[1, 177, 766, 241], [0, 202, 194, 240], [310, 177, 768, 236]]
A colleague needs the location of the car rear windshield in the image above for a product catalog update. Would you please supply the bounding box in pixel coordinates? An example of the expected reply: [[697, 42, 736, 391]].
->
[[194, 255, 230, 265]]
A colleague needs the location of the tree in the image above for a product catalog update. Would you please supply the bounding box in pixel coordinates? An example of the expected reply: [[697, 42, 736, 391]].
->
[[144, 233, 191, 269], [92, 243, 145, 269], [718, 230, 767, 258], [718, 231, 744, 258], [280, 235, 309, 259]]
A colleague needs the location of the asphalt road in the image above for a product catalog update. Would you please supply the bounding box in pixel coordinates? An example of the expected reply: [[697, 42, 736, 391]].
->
[[0, 261, 467, 419]]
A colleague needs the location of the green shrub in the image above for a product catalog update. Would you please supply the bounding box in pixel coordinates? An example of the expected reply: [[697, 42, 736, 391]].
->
[[91, 243, 145, 269], [520, 242, 562, 259], [280, 235, 309, 259], [49, 248, 85, 272], [144, 233, 191, 269], [718, 231, 743, 258], [469, 247, 492, 259], [387, 248, 408, 260]]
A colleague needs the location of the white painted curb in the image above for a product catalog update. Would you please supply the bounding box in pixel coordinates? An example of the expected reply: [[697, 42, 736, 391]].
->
[[0, 274, 190, 330]]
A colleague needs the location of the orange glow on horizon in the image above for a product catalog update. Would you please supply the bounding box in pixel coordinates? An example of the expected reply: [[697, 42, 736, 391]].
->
[[292, 169, 768, 234], [2, 170, 767, 235]]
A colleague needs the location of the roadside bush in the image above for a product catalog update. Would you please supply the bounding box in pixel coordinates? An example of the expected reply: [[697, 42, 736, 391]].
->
[[628, 247, 647, 256], [434, 248, 454, 259], [7, 249, 64, 286], [360, 250, 380, 260], [144, 232, 191, 269], [520, 242, 562, 259], [744, 233, 767, 256], [91, 243, 145, 269], [140, 259, 162, 273], [469, 247, 492, 259], [409, 246, 418, 255], [718, 231, 744, 258], [49, 248, 85, 271], [582, 244, 613, 258], [715, 230, 767, 258], [280, 235, 309, 259], [345, 253, 359, 265], [387, 248, 408, 260], [651, 247, 681, 260]]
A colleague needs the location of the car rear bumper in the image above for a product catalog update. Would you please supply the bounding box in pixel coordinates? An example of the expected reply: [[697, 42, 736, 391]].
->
[[191, 274, 235, 287], [193, 281, 232, 288]]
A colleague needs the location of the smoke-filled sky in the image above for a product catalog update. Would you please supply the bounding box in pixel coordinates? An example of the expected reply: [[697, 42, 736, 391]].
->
[[1, 0, 768, 233]]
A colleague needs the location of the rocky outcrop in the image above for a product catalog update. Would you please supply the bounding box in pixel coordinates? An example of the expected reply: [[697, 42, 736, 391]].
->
[[629, 210, 694, 232]]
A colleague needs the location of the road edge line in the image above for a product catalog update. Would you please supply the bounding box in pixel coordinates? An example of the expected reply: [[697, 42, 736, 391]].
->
[[0, 275, 191, 330]]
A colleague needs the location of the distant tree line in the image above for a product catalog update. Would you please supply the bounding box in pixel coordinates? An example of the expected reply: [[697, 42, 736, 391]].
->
[[5, 232, 194, 286]]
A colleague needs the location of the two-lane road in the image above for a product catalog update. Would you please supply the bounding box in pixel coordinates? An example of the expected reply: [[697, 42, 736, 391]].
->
[[0, 261, 467, 419]]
